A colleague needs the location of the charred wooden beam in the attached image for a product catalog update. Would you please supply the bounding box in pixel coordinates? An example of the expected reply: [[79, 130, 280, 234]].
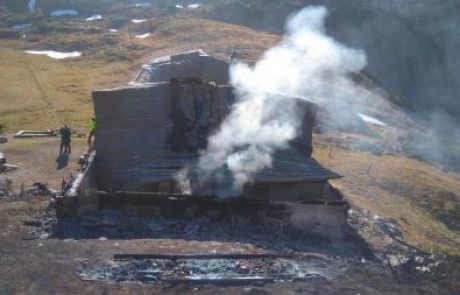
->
[[113, 252, 329, 261]]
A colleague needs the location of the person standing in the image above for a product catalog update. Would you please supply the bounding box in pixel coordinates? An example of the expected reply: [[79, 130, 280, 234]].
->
[[59, 124, 72, 155], [87, 117, 96, 147]]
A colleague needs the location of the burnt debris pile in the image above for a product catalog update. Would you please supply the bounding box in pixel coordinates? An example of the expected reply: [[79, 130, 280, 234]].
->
[[78, 254, 329, 285]]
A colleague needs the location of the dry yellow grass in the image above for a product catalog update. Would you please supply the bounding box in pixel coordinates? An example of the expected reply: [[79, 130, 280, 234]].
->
[[0, 47, 132, 130], [313, 134, 460, 254], [136, 18, 280, 61], [0, 17, 278, 131]]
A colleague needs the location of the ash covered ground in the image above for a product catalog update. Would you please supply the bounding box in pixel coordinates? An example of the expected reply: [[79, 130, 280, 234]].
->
[[10, 193, 456, 293]]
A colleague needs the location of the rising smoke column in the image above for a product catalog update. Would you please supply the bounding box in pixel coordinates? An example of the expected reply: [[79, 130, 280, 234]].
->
[[198, 6, 368, 197], [28, 0, 37, 13]]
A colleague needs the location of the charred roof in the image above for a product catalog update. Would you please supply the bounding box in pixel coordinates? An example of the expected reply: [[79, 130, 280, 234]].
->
[[131, 49, 230, 85]]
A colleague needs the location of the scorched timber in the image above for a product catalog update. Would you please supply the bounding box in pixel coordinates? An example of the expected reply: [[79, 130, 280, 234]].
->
[[113, 252, 331, 261]]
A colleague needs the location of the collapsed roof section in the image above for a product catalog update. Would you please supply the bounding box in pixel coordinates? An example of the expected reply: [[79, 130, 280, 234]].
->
[[131, 49, 230, 85]]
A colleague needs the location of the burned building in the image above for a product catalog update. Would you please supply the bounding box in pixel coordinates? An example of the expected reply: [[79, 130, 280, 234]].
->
[[59, 50, 348, 238]]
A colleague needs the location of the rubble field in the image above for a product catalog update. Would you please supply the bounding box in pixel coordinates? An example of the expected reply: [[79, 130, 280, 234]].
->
[[1, 139, 459, 294]]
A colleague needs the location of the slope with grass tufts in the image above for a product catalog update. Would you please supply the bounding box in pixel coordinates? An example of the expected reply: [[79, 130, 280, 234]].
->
[[0, 17, 279, 130]]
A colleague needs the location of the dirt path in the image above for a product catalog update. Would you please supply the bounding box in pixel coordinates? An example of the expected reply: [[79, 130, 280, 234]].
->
[[24, 55, 59, 126], [0, 135, 87, 191]]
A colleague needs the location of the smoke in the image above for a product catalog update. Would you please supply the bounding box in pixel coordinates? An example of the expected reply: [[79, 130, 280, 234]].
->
[[175, 168, 192, 195], [28, 0, 37, 13], [404, 110, 460, 172], [197, 6, 372, 197]]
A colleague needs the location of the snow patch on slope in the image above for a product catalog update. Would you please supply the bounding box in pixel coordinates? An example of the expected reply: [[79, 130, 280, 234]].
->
[[358, 113, 387, 126], [135, 33, 151, 39], [50, 9, 79, 17], [26, 50, 82, 59]]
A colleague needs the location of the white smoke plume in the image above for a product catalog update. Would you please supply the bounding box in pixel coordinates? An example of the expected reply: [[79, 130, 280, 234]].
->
[[198, 6, 370, 197], [28, 0, 37, 13]]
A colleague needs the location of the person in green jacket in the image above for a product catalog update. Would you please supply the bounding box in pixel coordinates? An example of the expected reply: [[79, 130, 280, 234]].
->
[[88, 117, 96, 147]]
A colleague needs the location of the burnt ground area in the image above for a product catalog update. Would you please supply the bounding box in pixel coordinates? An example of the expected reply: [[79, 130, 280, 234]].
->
[[0, 137, 459, 294], [0, 198, 454, 295]]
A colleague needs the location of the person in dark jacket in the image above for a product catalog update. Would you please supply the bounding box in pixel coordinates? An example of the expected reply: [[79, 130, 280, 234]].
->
[[59, 124, 72, 155]]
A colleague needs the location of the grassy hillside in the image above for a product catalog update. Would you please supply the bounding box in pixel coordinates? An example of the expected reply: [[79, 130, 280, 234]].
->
[[0, 17, 278, 131], [0, 46, 132, 130], [314, 134, 460, 255], [134, 18, 279, 61]]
